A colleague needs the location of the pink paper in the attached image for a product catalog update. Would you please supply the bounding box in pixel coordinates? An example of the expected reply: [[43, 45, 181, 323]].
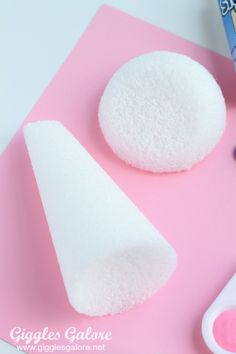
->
[[1, 5, 236, 354]]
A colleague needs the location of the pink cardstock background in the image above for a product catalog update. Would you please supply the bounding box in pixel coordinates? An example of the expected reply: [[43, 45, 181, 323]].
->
[[1, 5, 236, 354]]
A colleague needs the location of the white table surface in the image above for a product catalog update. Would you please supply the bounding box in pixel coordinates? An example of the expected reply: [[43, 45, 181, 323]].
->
[[0, 0, 230, 352], [0, 338, 26, 354]]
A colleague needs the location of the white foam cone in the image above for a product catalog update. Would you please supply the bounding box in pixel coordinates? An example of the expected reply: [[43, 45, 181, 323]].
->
[[24, 121, 177, 316]]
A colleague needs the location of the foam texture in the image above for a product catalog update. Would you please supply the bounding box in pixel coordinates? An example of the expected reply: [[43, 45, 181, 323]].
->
[[24, 121, 177, 316], [99, 51, 226, 173]]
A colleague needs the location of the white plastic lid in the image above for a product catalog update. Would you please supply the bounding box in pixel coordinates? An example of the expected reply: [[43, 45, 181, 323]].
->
[[202, 273, 236, 354]]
